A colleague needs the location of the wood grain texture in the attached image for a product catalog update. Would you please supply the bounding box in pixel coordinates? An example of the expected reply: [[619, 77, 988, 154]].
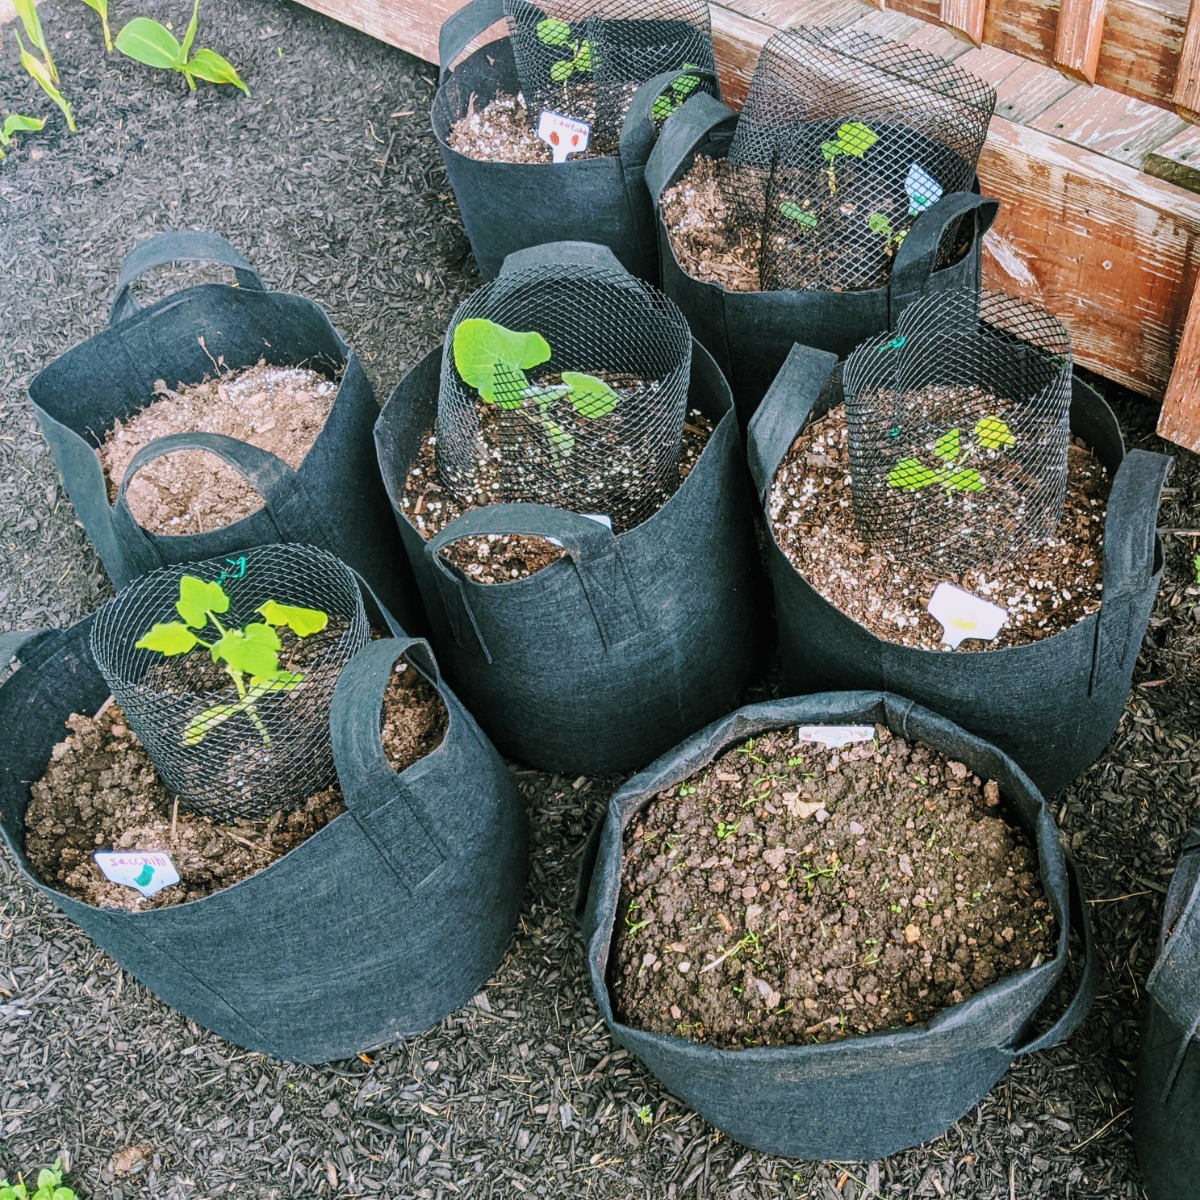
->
[[1029, 86, 1187, 164], [1176, 0, 1200, 119], [1053, 0, 1109, 81], [1158, 274, 1200, 450], [940, 0, 987, 44], [1145, 123, 1200, 188]]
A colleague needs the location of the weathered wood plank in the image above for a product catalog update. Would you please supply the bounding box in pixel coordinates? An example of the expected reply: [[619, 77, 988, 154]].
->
[[1053, 0, 1109, 81], [955, 47, 1081, 121], [940, 0, 987, 44], [1029, 85, 1187, 165], [1158, 274, 1200, 450], [1145, 123, 1200, 188], [1176, 0, 1200, 119]]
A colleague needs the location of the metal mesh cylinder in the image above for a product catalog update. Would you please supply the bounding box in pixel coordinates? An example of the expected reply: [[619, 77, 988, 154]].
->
[[90, 544, 369, 821], [726, 26, 996, 292], [504, 0, 716, 149], [435, 259, 692, 532], [842, 290, 1073, 574]]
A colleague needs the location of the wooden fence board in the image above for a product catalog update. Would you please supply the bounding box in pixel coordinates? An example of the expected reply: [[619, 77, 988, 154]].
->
[[1029, 86, 1187, 164], [1053, 0, 1110, 81]]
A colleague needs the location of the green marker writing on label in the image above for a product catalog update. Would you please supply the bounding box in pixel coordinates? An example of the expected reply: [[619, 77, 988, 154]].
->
[[135, 864, 155, 887]]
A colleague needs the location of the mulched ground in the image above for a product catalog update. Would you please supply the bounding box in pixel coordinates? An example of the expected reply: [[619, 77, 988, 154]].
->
[[1, 1, 1198, 1196]]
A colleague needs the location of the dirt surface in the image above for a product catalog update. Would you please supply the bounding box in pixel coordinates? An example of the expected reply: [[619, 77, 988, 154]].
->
[[98, 363, 338, 534], [770, 404, 1110, 650], [3, 0, 1200, 1196], [611, 726, 1054, 1047]]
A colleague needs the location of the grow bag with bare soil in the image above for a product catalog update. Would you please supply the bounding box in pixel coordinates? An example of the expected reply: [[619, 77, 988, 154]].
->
[[1135, 830, 1200, 1200], [28, 230, 420, 631], [746, 340, 1171, 797], [431, 0, 718, 282], [0, 602, 528, 1063], [579, 692, 1097, 1160], [374, 242, 765, 775]]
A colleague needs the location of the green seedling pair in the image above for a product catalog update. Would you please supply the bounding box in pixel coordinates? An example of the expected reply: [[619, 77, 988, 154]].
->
[[887, 416, 1017, 495], [0, 1158, 75, 1200], [536, 18, 598, 106], [117, 0, 249, 94]]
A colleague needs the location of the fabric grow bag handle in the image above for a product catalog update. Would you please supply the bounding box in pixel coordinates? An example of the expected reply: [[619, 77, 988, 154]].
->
[[109, 231, 265, 325], [644, 91, 738, 201], [330, 636, 455, 894], [0, 628, 58, 675], [109, 431, 337, 575], [438, 0, 506, 85], [888, 192, 999, 326], [619, 67, 722, 168], [425, 503, 644, 662], [746, 342, 840, 502]]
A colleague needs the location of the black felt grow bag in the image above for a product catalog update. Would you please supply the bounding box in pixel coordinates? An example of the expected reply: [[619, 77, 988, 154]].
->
[[0, 610, 528, 1064], [747, 342, 1171, 797], [374, 245, 764, 775], [579, 692, 1097, 1160], [646, 93, 999, 421], [28, 230, 419, 630], [432, 0, 717, 282], [1135, 831, 1200, 1200]]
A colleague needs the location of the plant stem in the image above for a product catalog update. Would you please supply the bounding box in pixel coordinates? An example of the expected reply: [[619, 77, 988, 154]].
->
[[227, 665, 272, 746]]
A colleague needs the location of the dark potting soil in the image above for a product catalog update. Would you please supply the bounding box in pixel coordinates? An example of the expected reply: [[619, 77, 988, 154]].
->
[[98, 362, 338, 535], [610, 725, 1055, 1048], [769, 403, 1111, 651], [24, 659, 447, 911]]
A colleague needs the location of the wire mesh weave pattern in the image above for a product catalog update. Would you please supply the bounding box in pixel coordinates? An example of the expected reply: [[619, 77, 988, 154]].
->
[[436, 260, 692, 532], [90, 544, 369, 821], [724, 26, 995, 292], [504, 0, 716, 149], [842, 290, 1072, 574]]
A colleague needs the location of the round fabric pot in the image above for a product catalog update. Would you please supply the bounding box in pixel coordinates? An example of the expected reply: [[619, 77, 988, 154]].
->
[[746, 342, 1171, 797], [0, 603, 528, 1064], [28, 230, 420, 631], [374, 242, 765, 775], [1135, 831, 1200, 1200], [431, 0, 718, 282], [579, 691, 1097, 1160], [646, 92, 999, 422]]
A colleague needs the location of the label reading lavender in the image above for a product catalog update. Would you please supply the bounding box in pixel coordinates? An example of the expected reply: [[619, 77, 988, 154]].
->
[[94, 850, 180, 897], [795, 724, 876, 749], [537, 110, 591, 162], [927, 582, 1008, 649]]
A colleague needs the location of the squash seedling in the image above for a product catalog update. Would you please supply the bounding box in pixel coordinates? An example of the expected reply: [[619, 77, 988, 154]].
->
[[651, 64, 702, 121], [135, 575, 328, 747], [536, 17, 599, 107], [0, 1158, 76, 1200], [116, 0, 250, 94], [867, 212, 906, 256], [0, 114, 46, 159], [819, 120, 878, 194], [778, 200, 818, 234], [79, 0, 115, 52], [886, 416, 1016, 495]]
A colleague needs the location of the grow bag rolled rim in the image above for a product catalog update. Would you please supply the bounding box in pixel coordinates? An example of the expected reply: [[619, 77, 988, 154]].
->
[[581, 689, 1097, 1064]]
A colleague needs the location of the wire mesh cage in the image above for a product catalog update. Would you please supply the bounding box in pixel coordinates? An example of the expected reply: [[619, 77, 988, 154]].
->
[[504, 0, 717, 150], [724, 26, 996, 292], [90, 544, 370, 821], [435, 259, 693, 532], [842, 289, 1073, 575]]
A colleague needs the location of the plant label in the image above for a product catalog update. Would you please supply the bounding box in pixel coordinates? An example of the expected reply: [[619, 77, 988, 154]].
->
[[547, 513, 611, 547], [94, 850, 180, 897], [928, 582, 1008, 649], [537, 111, 591, 163], [796, 725, 876, 748], [905, 163, 943, 215]]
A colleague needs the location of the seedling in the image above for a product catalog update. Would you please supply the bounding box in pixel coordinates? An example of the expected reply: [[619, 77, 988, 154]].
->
[[117, 0, 250, 94], [13, 0, 58, 82], [536, 18, 599, 106], [715, 820, 739, 841], [651, 64, 702, 121], [635, 1104, 654, 1126], [0, 114, 45, 159], [867, 211, 906, 256], [699, 923, 775, 973], [678, 782, 698, 797], [135, 575, 328, 747], [1193, 552, 1200, 586], [0, 1158, 76, 1200], [624, 898, 651, 935], [778, 200, 818, 234], [886, 416, 1016, 495], [13, 23, 75, 133], [79, 0, 114, 51], [799, 854, 840, 894], [820, 120, 878, 194]]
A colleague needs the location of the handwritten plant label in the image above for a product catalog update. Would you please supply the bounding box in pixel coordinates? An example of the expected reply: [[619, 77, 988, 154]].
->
[[94, 850, 180, 897], [537, 111, 590, 162], [928, 582, 1008, 649], [548, 513, 611, 547], [905, 163, 943, 215], [796, 724, 876, 748]]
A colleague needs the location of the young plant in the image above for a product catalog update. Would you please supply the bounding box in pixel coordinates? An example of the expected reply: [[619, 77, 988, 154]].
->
[[116, 0, 250, 94], [867, 211, 906, 256], [651, 63, 701, 121], [1193, 552, 1200, 586], [536, 17, 598, 106], [452, 317, 620, 465], [135, 575, 328, 747], [886, 415, 1016, 495], [0, 1158, 76, 1200], [820, 120, 878, 194], [80, 0, 115, 52], [778, 200, 818, 234], [13, 0, 58, 83], [0, 114, 45, 159]]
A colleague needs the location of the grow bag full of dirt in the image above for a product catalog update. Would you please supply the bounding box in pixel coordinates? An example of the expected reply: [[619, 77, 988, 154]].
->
[[375, 243, 765, 775], [580, 691, 1097, 1160], [647, 93, 998, 421], [0, 611, 528, 1064], [431, 0, 718, 282], [747, 342, 1170, 797], [28, 230, 420, 631]]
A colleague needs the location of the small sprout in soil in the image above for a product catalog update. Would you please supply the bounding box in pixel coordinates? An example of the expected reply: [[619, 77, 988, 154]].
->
[[820, 121, 878, 193], [787, 754, 804, 767], [652, 64, 702, 121], [116, 0, 250, 95], [678, 782, 698, 797], [624, 898, 651, 935], [536, 17, 599, 105], [79, 0, 115, 51], [867, 211, 907, 256], [13, 26, 75, 133], [0, 1157, 76, 1200], [715, 820, 739, 841], [886, 415, 1016, 495], [135, 575, 328, 748], [1193, 552, 1200, 586], [778, 200, 818, 233], [0, 113, 45, 159], [635, 1104, 654, 1126]]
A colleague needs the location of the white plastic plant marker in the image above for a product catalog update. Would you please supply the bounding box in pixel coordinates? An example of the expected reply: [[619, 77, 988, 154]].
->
[[537, 111, 591, 162], [795, 725, 876, 748], [905, 163, 943, 215], [94, 850, 180, 897], [928, 582, 1008, 649], [547, 513, 611, 547]]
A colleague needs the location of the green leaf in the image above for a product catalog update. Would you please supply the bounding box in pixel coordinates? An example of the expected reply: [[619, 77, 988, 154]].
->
[[211, 623, 280, 677], [652, 94, 676, 120], [671, 66, 701, 96], [573, 39, 596, 71], [14, 33, 75, 131], [136, 621, 200, 656], [248, 669, 304, 694], [974, 415, 1016, 450], [2, 113, 45, 143], [934, 428, 961, 463], [942, 467, 985, 493], [543, 418, 575, 460], [549, 58, 574, 82], [78, 0, 113, 48], [116, 17, 183, 69], [562, 371, 619, 419], [833, 120, 878, 157], [186, 47, 251, 94], [176, 575, 230, 628], [52, 1189, 76, 1200], [867, 212, 891, 236], [820, 139, 839, 162], [778, 201, 816, 229], [536, 17, 571, 45], [180, 0, 200, 59], [35, 1172, 57, 1192], [183, 701, 241, 745], [256, 599, 328, 636], [452, 318, 551, 406], [886, 458, 938, 490], [13, 0, 54, 73]]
